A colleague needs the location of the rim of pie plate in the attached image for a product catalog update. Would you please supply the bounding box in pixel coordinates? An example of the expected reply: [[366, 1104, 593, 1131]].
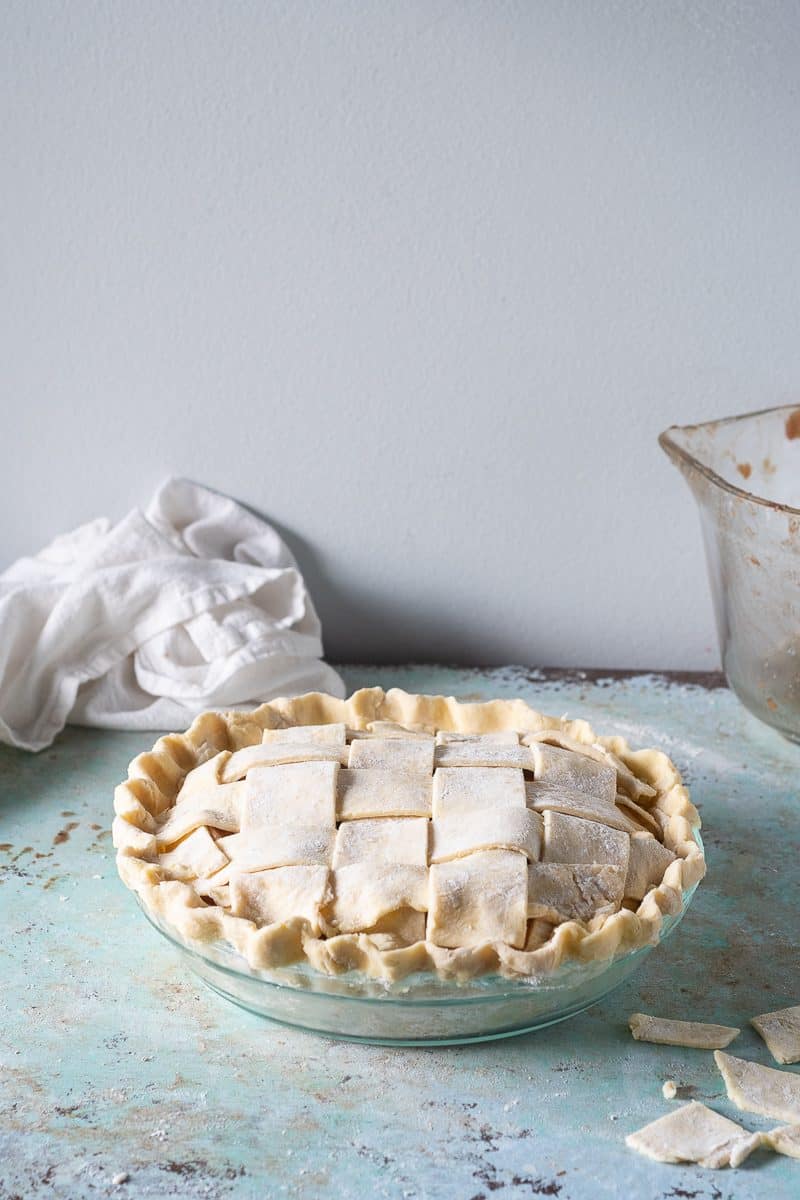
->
[[112, 688, 705, 985]]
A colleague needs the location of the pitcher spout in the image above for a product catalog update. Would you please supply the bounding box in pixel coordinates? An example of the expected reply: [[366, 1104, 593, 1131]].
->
[[659, 406, 800, 513]]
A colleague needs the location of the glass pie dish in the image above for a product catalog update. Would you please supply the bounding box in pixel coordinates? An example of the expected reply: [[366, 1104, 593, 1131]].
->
[[138, 839, 701, 1046], [115, 689, 705, 1043]]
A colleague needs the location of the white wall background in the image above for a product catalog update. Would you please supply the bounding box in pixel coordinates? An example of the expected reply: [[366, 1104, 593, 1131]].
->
[[3, 1, 800, 669]]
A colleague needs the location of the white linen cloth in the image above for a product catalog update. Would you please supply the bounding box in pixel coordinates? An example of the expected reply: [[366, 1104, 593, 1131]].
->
[[0, 479, 344, 751]]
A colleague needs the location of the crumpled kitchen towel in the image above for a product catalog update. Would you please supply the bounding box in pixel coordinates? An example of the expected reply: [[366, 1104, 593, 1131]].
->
[[0, 478, 344, 751]]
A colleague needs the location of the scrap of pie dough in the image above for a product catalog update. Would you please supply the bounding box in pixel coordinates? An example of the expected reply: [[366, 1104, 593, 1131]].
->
[[625, 1101, 762, 1169], [763, 1124, 800, 1158], [751, 1004, 800, 1065], [662, 1080, 678, 1100], [715, 1050, 800, 1123], [629, 1013, 740, 1050]]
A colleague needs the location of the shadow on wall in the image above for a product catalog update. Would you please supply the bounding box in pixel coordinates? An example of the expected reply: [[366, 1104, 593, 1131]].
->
[[243, 498, 548, 667]]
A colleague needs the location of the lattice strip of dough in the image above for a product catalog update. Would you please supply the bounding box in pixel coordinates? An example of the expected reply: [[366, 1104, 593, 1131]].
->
[[433, 742, 535, 770], [541, 810, 630, 870], [435, 730, 520, 745], [525, 782, 641, 834], [347, 737, 435, 774], [427, 850, 528, 949], [204, 826, 336, 886], [527, 863, 625, 923], [176, 751, 229, 802], [159, 826, 229, 882], [624, 832, 676, 899], [240, 761, 338, 831], [262, 722, 346, 746], [524, 731, 656, 802], [156, 781, 245, 849], [430, 808, 542, 864], [230, 865, 331, 934], [616, 793, 661, 837], [332, 818, 429, 869], [363, 909, 427, 946], [349, 721, 433, 740], [336, 769, 432, 820], [527, 742, 617, 803], [326, 863, 429, 933], [433, 767, 526, 817], [221, 741, 347, 782], [199, 880, 230, 909]]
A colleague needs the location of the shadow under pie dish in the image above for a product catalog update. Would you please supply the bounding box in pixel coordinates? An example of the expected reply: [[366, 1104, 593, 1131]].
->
[[113, 688, 705, 1043]]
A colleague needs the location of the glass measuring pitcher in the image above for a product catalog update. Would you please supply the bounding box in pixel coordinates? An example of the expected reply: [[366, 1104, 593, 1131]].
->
[[660, 405, 800, 742]]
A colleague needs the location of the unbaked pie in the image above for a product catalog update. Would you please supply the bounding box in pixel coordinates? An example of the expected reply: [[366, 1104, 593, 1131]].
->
[[113, 688, 705, 981]]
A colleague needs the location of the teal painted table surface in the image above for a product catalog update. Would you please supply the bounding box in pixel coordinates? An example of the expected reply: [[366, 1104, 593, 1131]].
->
[[2, 665, 799, 1199]]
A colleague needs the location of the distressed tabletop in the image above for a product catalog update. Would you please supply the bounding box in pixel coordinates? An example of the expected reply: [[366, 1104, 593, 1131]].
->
[[1, 665, 798, 1200]]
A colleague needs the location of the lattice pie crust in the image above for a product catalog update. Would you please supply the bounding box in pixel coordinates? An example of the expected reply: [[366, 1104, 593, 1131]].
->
[[113, 688, 705, 981]]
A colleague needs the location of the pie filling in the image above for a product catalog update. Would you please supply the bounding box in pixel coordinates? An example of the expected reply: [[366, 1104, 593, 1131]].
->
[[113, 689, 705, 981]]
